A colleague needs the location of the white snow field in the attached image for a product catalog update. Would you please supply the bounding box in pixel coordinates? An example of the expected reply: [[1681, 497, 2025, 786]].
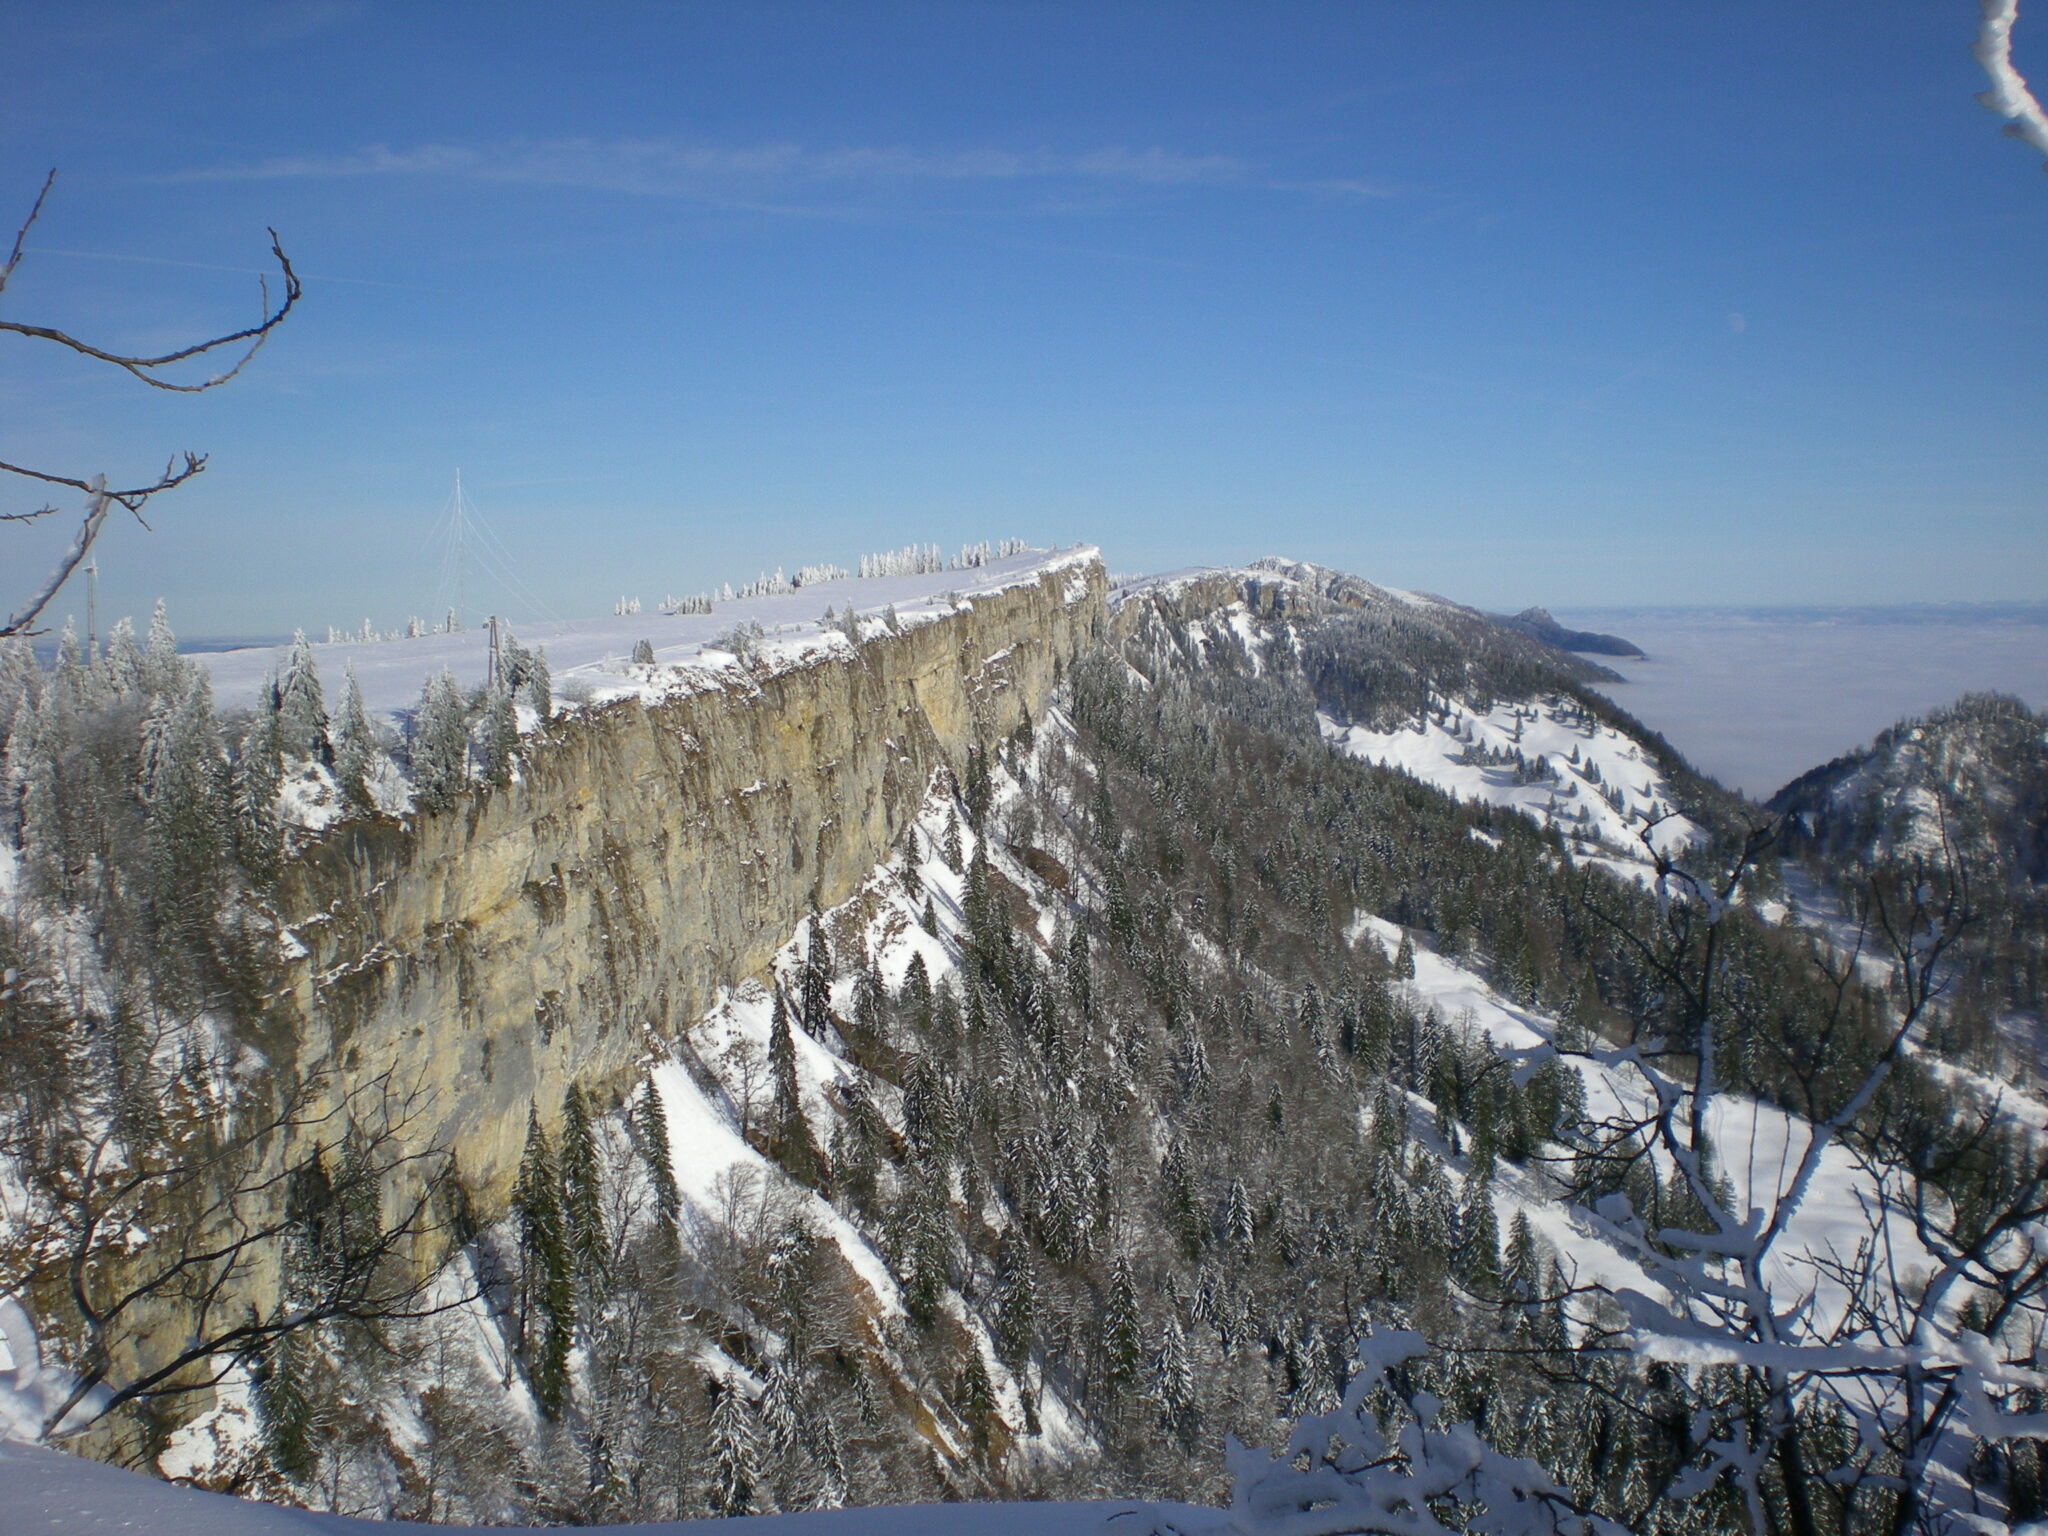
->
[[1318, 698, 1701, 870], [194, 547, 1100, 723]]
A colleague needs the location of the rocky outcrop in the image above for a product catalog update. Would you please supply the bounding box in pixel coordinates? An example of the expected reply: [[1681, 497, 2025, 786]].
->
[[272, 557, 1109, 1206]]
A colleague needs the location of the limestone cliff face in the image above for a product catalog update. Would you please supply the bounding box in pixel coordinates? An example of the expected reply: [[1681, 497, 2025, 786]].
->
[[273, 558, 1108, 1206]]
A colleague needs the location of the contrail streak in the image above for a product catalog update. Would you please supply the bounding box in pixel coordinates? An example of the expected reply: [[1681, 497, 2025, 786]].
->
[[1975, 0, 2048, 167]]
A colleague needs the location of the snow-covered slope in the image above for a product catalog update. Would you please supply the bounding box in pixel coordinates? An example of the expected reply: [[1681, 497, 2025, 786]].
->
[[638, 745, 1103, 1475], [1320, 698, 1701, 868], [1771, 691, 2047, 880], [1114, 557, 1701, 871], [1342, 916, 1929, 1349]]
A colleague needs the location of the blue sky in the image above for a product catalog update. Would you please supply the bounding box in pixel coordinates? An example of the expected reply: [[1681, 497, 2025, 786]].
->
[[3, 2, 2044, 635]]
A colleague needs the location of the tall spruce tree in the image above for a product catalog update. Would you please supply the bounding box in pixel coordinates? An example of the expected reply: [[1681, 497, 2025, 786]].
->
[[255, 1324, 318, 1482], [274, 631, 328, 762], [1150, 1314, 1197, 1450], [768, 989, 822, 1185], [707, 1376, 765, 1516], [1102, 1251, 1144, 1398], [991, 1226, 1037, 1375], [559, 1084, 607, 1301], [478, 680, 517, 790], [518, 642, 552, 718], [230, 715, 282, 888], [409, 670, 470, 815], [798, 908, 832, 1040], [1457, 1165, 1503, 1296], [634, 1078, 682, 1230], [141, 669, 230, 938], [513, 1109, 574, 1417], [332, 664, 377, 816], [141, 600, 180, 697]]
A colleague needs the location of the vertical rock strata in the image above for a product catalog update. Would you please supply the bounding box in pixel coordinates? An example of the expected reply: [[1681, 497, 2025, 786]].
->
[[274, 558, 1108, 1207]]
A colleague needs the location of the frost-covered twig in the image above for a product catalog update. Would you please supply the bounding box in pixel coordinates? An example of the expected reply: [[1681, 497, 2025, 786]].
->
[[1976, 0, 2048, 167]]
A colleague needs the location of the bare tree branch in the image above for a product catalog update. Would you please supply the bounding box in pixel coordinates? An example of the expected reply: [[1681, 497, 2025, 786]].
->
[[2, 481, 113, 639], [1, 173, 299, 635], [19, 1062, 480, 1442], [0, 169, 55, 299]]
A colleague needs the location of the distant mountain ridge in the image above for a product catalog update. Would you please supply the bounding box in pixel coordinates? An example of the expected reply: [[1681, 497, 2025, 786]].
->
[[1488, 605, 1645, 658]]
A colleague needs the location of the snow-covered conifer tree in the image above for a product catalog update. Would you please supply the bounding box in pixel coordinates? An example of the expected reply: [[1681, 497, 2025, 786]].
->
[[97, 616, 141, 699], [519, 644, 551, 718], [141, 600, 180, 697], [1224, 1176, 1256, 1255], [991, 1225, 1037, 1375], [513, 1109, 574, 1417], [408, 670, 470, 814], [142, 669, 230, 931], [1149, 1313, 1197, 1450], [707, 1376, 765, 1516], [798, 910, 832, 1040], [632, 1078, 681, 1231], [478, 679, 517, 790], [230, 714, 282, 887], [558, 1084, 607, 1302], [274, 630, 328, 761], [767, 989, 820, 1185], [1457, 1164, 1502, 1296], [332, 664, 376, 816]]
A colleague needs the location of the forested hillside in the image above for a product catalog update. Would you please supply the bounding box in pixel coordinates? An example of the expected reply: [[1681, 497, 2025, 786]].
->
[[1772, 691, 2048, 1057], [3, 557, 2045, 1535]]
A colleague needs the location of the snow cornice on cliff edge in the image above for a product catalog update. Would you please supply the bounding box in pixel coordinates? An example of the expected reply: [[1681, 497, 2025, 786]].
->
[[196, 545, 1104, 725]]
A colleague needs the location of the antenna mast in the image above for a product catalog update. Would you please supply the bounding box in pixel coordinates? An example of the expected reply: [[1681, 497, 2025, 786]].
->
[[452, 468, 466, 630], [426, 467, 558, 634]]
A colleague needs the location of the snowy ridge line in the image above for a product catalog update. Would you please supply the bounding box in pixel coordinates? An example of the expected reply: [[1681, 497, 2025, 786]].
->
[[1107, 557, 1442, 616], [194, 545, 1102, 725]]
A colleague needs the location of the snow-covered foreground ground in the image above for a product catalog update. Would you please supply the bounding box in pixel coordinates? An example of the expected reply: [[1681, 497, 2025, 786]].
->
[[194, 547, 1098, 723], [0, 1437, 1210, 1535], [1553, 604, 2048, 799]]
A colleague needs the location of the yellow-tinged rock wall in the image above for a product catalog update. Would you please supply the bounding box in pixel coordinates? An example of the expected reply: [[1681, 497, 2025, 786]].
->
[[273, 558, 1108, 1208]]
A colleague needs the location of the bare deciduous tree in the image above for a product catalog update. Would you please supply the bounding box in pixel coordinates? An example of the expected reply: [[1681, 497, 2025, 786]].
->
[[0, 1046, 472, 1445], [0, 170, 300, 638], [1533, 808, 2048, 1535]]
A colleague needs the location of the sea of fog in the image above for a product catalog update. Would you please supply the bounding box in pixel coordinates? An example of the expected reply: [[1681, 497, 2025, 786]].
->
[[1551, 605, 2048, 801]]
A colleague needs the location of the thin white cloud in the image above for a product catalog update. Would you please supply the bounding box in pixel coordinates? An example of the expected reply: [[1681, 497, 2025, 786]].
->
[[164, 136, 1396, 209], [169, 137, 1250, 196], [1975, 0, 2048, 167]]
